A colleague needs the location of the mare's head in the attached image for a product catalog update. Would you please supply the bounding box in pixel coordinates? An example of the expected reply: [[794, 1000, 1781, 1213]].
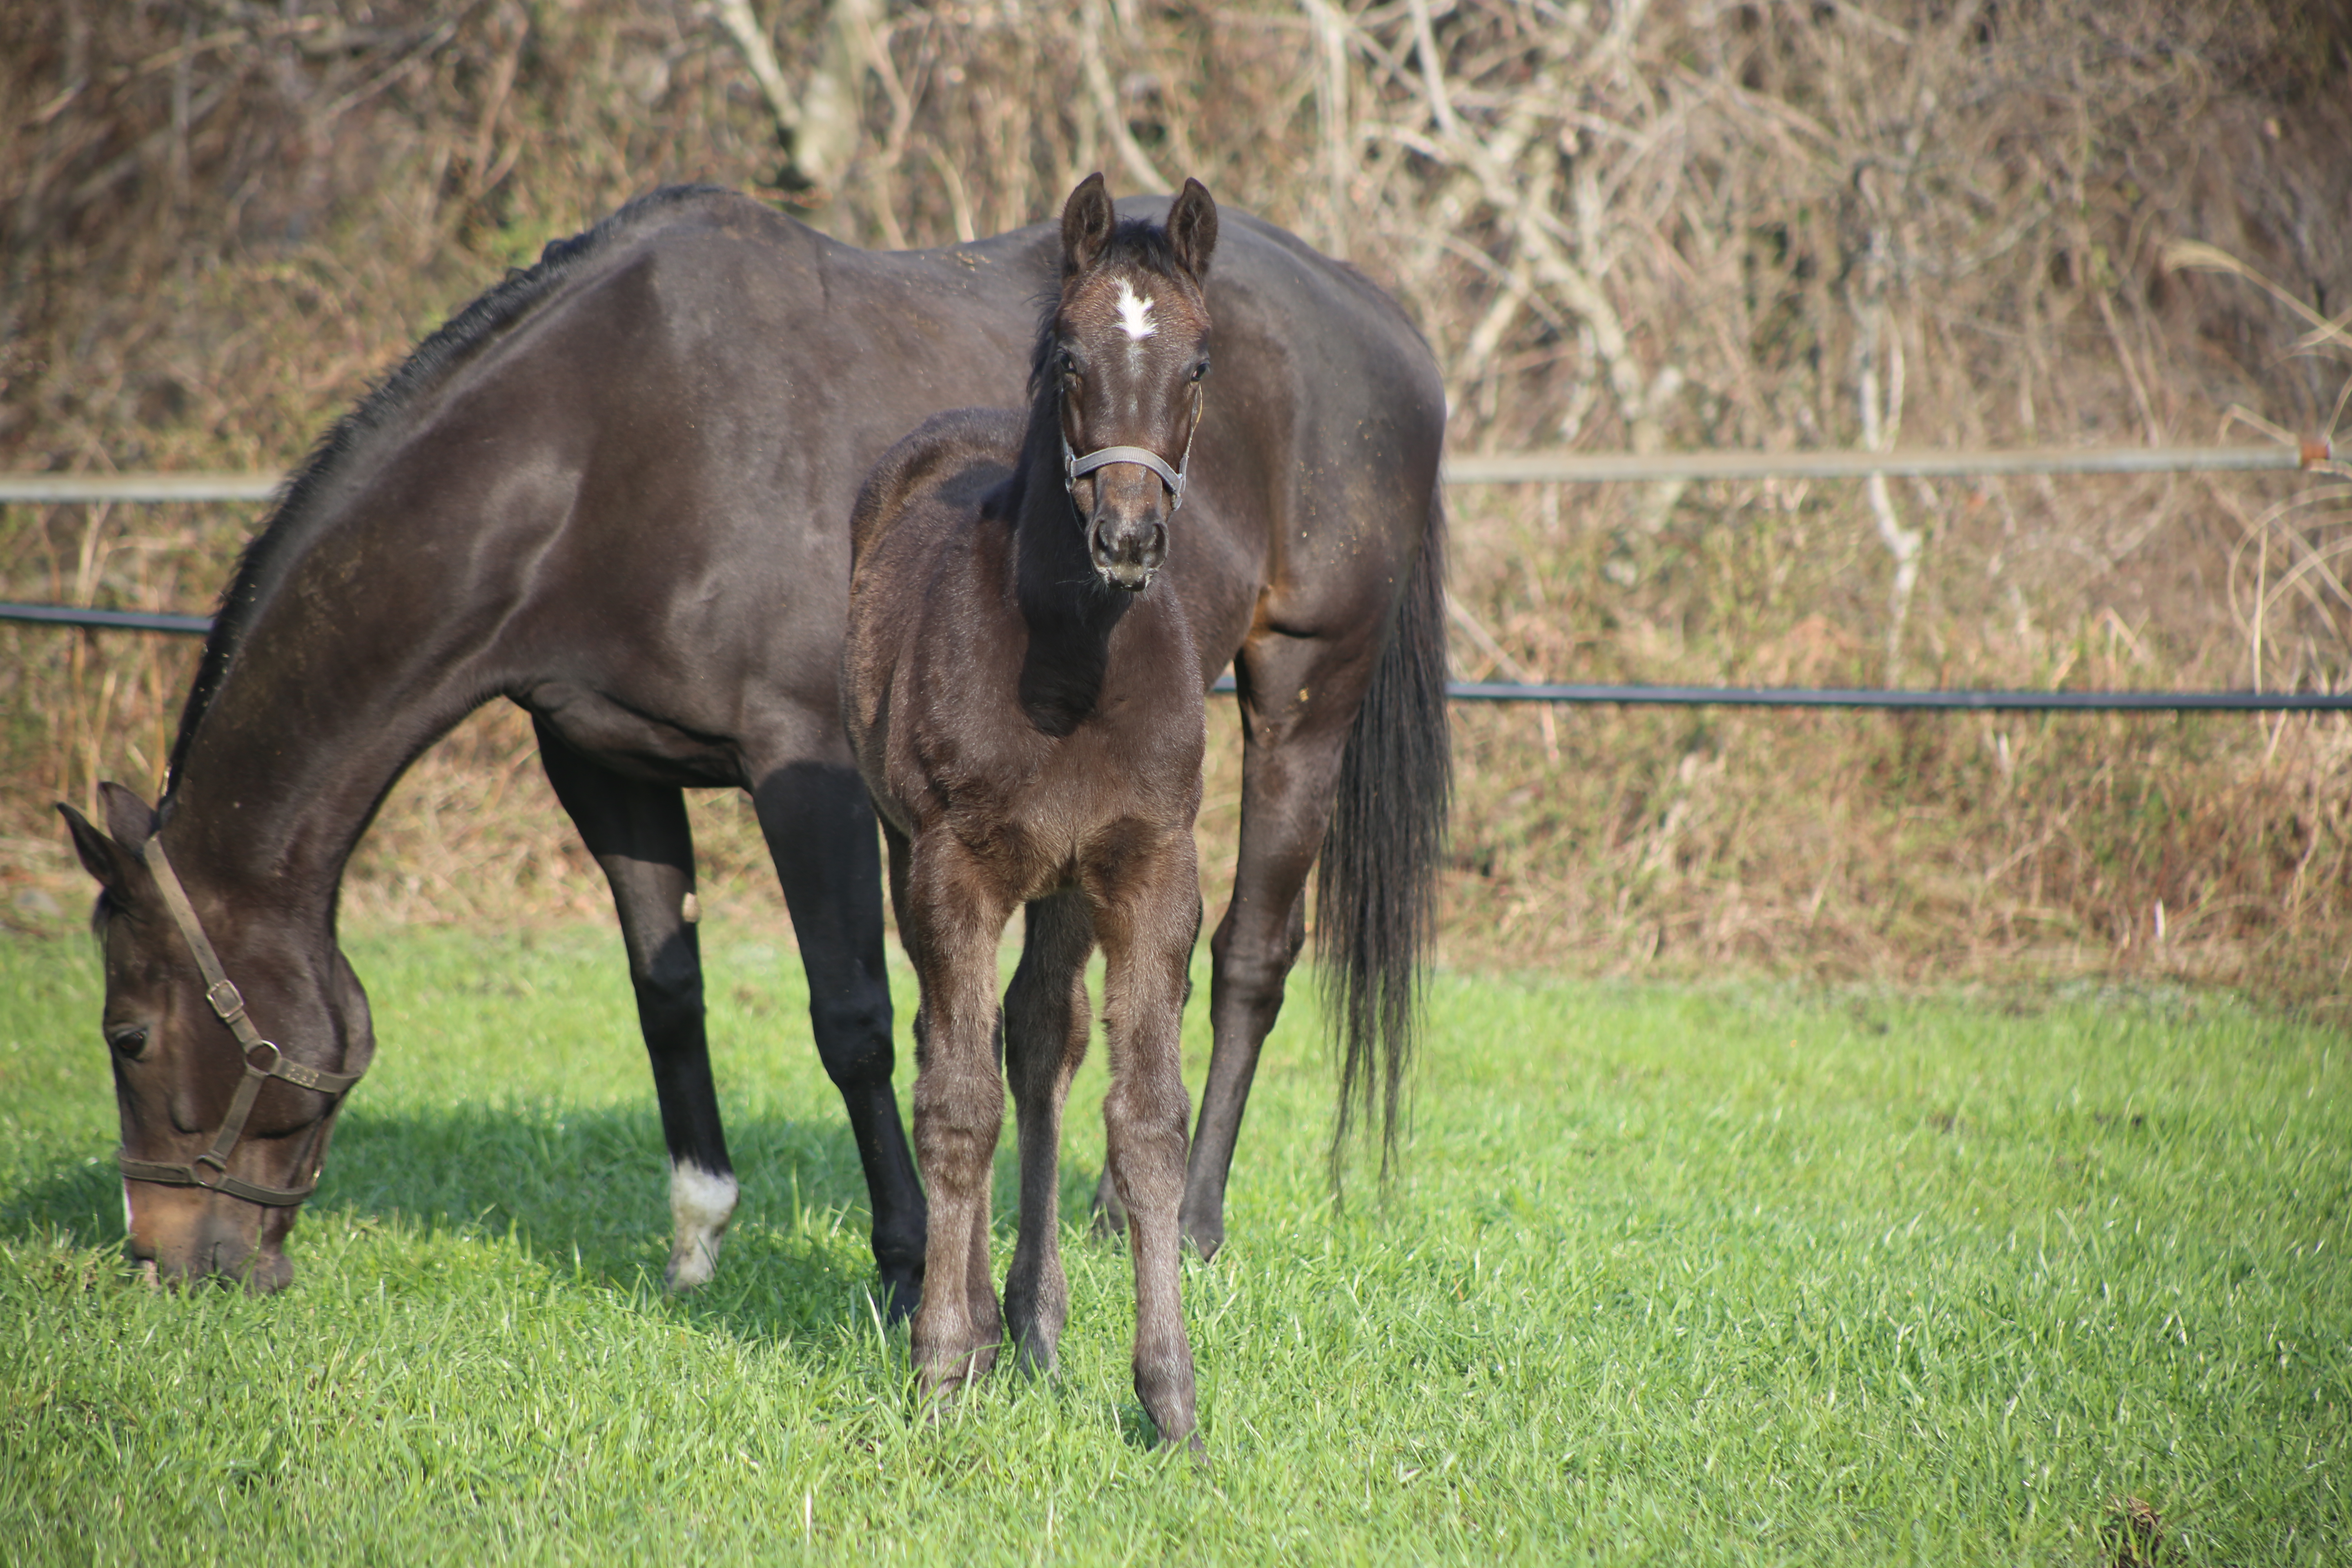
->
[[1047, 173, 1218, 592], [58, 784, 373, 1292]]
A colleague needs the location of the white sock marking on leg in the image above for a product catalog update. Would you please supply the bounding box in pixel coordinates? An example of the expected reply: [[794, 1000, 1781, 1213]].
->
[[665, 1161, 738, 1291]]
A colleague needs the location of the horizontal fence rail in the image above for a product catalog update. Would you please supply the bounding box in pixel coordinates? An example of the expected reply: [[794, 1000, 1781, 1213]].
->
[[0, 602, 213, 635], [0, 439, 2334, 504], [8, 438, 2343, 712], [0, 472, 282, 503], [1441, 439, 2335, 485], [1201, 675, 2352, 711]]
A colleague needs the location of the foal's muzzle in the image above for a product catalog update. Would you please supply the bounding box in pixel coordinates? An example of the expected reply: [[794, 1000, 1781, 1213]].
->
[[1089, 504, 1168, 592], [1066, 441, 1186, 592]]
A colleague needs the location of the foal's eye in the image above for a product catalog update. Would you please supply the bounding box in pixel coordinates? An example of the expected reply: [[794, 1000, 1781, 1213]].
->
[[1190, 358, 1210, 382], [105, 1024, 150, 1060]]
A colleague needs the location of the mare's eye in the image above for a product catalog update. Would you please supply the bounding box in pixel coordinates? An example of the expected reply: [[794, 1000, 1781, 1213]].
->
[[1190, 358, 1210, 382], [105, 1024, 150, 1060]]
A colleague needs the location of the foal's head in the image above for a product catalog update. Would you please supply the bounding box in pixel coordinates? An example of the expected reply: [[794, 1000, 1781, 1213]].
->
[[1046, 173, 1218, 592]]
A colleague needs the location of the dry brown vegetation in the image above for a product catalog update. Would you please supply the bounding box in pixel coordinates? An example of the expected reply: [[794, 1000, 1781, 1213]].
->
[[5, 0, 2351, 1007]]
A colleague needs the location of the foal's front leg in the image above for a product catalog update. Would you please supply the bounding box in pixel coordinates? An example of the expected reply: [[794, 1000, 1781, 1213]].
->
[[1095, 847, 1203, 1448], [1002, 890, 1096, 1375], [905, 842, 1011, 1399]]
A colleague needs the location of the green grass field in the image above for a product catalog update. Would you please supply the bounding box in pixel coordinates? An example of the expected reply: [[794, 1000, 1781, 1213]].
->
[[2, 924, 2344, 1564]]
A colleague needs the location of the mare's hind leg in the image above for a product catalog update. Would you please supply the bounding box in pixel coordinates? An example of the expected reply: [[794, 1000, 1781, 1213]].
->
[[533, 719, 735, 1290], [900, 831, 1012, 1398], [1093, 840, 1203, 1448], [1001, 891, 1096, 1376], [749, 764, 928, 1319], [1181, 632, 1371, 1259]]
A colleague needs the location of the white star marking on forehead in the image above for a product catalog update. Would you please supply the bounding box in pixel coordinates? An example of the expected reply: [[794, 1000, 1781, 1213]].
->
[[1114, 278, 1156, 343]]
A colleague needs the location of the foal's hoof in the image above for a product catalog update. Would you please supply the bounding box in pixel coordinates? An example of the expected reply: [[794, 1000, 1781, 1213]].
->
[[1011, 1330, 1060, 1381], [913, 1343, 1000, 1420]]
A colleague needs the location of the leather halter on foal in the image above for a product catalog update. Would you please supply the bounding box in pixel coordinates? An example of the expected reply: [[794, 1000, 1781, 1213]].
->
[[117, 837, 366, 1207], [1061, 383, 1203, 511]]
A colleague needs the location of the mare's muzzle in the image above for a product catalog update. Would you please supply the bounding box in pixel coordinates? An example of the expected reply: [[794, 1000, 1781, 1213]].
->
[[124, 1181, 297, 1292]]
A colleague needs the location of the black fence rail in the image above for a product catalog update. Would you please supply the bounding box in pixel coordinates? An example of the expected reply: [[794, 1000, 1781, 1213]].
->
[[9, 603, 2341, 713]]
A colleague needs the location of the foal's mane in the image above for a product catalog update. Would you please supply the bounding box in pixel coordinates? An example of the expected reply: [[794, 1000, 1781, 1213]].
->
[[163, 184, 728, 792]]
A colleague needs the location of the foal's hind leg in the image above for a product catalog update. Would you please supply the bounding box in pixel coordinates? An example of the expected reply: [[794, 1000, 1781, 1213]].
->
[[534, 719, 735, 1290], [1002, 891, 1096, 1375]]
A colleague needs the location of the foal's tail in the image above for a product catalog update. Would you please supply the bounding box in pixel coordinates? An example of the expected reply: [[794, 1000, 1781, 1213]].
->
[[1316, 488, 1451, 1188]]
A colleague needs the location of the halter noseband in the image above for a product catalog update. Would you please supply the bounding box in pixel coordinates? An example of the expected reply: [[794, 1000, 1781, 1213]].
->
[[1062, 383, 1203, 512], [116, 836, 365, 1207]]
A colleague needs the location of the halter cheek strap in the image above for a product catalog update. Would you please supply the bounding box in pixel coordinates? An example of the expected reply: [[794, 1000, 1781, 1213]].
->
[[117, 836, 365, 1208]]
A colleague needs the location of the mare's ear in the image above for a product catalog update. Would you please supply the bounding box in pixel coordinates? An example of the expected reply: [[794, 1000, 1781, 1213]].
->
[[1061, 172, 1115, 274], [58, 803, 118, 889], [59, 786, 153, 894], [100, 782, 158, 851], [1167, 178, 1218, 279], [58, 804, 134, 902]]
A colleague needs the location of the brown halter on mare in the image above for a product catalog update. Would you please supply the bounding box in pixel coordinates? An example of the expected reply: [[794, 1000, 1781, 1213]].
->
[[117, 836, 365, 1207]]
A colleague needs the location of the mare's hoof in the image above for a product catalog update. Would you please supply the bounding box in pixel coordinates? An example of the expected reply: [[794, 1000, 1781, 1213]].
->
[[877, 1274, 922, 1327], [1089, 1172, 1128, 1240], [664, 1238, 722, 1292], [1178, 1213, 1224, 1262]]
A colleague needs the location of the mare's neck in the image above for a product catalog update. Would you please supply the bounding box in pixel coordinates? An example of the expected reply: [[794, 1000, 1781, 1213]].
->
[[160, 553, 490, 919], [1009, 419, 1134, 737]]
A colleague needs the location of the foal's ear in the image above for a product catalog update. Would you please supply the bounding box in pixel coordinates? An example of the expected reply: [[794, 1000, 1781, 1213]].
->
[[1061, 172, 1115, 273], [1167, 178, 1218, 279]]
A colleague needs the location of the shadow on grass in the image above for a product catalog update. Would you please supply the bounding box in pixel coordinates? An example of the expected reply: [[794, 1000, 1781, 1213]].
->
[[0, 1097, 1121, 1350]]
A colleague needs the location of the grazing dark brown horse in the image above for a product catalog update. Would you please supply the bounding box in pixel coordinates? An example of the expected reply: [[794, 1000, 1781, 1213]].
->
[[56, 180, 1447, 1312], [844, 175, 1216, 1444]]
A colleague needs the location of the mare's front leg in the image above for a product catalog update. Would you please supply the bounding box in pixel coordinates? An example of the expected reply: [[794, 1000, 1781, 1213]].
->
[[903, 833, 1012, 1399], [533, 719, 736, 1290], [751, 762, 926, 1320], [1001, 890, 1096, 1376], [1094, 840, 1204, 1448]]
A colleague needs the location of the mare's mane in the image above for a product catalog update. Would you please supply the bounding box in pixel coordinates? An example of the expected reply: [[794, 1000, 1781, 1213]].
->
[[163, 183, 728, 793]]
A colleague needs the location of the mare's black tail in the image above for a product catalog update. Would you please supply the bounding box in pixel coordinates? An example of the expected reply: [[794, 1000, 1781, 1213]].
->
[[1316, 489, 1451, 1188]]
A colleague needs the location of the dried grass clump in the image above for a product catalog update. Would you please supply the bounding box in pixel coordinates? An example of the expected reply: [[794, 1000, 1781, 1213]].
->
[[4, 0, 2351, 1005]]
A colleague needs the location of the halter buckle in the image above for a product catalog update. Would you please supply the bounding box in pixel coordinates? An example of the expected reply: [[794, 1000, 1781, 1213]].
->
[[205, 978, 246, 1025]]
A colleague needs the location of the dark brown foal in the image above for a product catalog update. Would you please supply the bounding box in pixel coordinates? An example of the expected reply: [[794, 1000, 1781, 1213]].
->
[[842, 173, 1217, 1447]]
